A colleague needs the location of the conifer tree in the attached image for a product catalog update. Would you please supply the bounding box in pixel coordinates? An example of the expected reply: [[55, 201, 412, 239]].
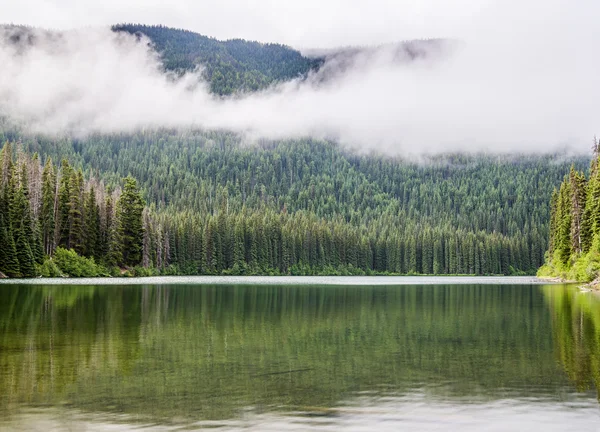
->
[[555, 179, 573, 265], [57, 159, 73, 248], [106, 194, 123, 267], [41, 157, 56, 255], [569, 167, 586, 254], [117, 176, 145, 266], [83, 186, 101, 259], [14, 220, 36, 277], [0, 139, 576, 277], [68, 170, 85, 255], [0, 214, 21, 277], [1, 229, 21, 277], [31, 219, 44, 265], [548, 188, 559, 256], [10, 172, 37, 277], [0, 213, 6, 269]]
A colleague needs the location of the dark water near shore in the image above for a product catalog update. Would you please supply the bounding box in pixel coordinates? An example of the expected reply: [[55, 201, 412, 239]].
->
[[0, 277, 598, 431]]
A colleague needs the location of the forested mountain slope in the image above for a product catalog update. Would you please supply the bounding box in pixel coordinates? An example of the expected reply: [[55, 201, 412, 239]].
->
[[0, 127, 588, 277], [112, 24, 446, 95], [0, 23, 321, 96], [0, 24, 587, 277], [2, 23, 447, 96], [112, 24, 323, 95]]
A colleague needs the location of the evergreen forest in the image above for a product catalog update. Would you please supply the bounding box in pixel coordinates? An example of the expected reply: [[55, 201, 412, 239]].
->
[[112, 24, 323, 95], [540, 145, 600, 282], [0, 129, 587, 278], [0, 23, 590, 278]]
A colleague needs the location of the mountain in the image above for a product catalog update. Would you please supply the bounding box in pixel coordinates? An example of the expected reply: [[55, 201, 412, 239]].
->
[[1, 23, 448, 96], [112, 24, 323, 95], [112, 24, 448, 93], [0, 24, 585, 277], [0, 125, 587, 277]]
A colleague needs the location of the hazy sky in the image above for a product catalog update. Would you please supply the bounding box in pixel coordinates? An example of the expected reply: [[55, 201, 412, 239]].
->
[[0, 0, 598, 154], [2, 0, 517, 48]]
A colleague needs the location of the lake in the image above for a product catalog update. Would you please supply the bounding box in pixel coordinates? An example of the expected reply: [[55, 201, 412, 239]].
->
[[0, 276, 599, 431]]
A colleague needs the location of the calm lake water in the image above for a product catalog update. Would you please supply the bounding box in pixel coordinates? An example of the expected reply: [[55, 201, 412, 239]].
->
[[0, 277, 599, 431]]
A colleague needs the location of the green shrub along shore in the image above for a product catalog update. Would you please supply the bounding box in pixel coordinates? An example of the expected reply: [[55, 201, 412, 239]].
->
[[538, 144, 600, 284], [38, 247, 163, 278], [15, 246, 516, 279]]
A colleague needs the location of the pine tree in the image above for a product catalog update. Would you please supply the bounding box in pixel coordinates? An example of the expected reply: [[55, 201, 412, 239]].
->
[[203, 218, 216, 273], [41, 157, 56, 255], [68, 170, 85, 255], [0, 214, 20, 277], [106, 193, 123, 267], [555, 179, 573, 265], [548, 188, 559, 256], [83, 186, 101, 258], [0, 212, 6, 269], [117, 176, 145, 266], [569, 167, 586, 254], [14, 220, 36, 277], [142, 207, 152, 268], [31, 219, 44, 265], [57, 159, 73, 248], [9, 172, 37, 273], [1, 229, 21, 277]]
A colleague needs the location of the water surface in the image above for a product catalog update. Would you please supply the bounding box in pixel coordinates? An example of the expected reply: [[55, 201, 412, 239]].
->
[[0, 277, 598, 431]]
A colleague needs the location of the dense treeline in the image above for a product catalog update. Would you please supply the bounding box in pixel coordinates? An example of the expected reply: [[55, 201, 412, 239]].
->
[[0, 136, 583, 277], [0, 143, 145, 277], [112, 24, 323, 95], [4, 128, 582, 235], [540, 144, 600, 281]]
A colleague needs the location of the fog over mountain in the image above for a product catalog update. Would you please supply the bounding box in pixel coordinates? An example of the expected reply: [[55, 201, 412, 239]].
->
[[0, 0, 598, 154]]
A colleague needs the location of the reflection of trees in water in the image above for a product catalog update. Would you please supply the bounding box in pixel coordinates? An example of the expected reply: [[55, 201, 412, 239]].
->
[[0, 284, 574, 422], [0, 286, 141, 410], [543, 286, 600, 400]]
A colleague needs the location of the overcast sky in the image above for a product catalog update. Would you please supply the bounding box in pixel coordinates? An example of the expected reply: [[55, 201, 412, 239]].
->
[[1, 0, 518, 48], [0, 0, 598, 154]]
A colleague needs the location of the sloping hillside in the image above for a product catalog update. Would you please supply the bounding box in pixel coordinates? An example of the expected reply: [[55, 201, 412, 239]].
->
[[113, 24, 323, 95]]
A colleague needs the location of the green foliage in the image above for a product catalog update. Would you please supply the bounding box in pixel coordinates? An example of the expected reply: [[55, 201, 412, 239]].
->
[[41, 157, 56, 255], [117, 176, 145, 266], [0, 145, 152, 276], [37, 257, 63, 277], [14, 223, 36, 277], [52, 247, 108, 277], [541, 147, 600, 282], [131, 265, 160, 277], [112, 24, 322, 95], [67, 170, 85, 255], [0, 134, 585, 277], [57, 158, 73, 249], [0, 226, 20, 277], [83, 186, 101, 259]]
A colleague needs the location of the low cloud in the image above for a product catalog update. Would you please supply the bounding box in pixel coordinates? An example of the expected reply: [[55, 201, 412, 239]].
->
[[0, 0, 598, 155]]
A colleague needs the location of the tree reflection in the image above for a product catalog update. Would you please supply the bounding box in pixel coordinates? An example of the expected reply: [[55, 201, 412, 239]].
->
[[0, 283, 587, 423], [543, 285, 600, 399]]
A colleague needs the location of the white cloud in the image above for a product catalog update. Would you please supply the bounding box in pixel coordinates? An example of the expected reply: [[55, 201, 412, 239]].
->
[[0, 0, 598, 154], [1, 0, 494, 48]]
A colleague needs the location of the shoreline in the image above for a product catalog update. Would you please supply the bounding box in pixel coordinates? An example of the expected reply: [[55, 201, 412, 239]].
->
[[538, 275, 600, 293], [582, 279, 600, 293], [0, 275, 549, 286]]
